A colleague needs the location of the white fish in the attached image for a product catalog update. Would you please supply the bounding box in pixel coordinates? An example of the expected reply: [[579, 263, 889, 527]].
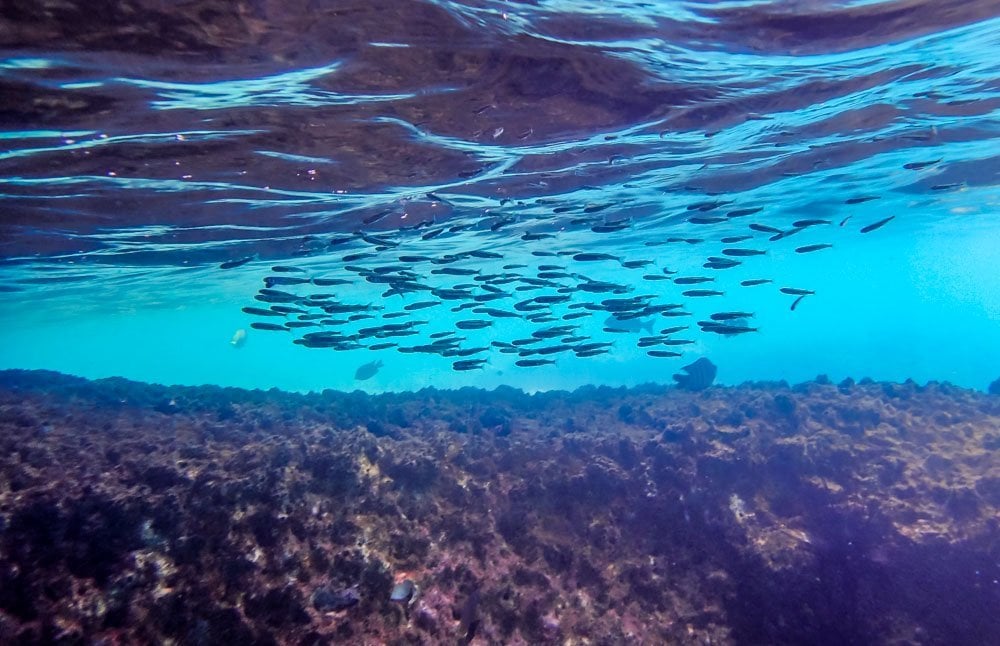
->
[[230, 329, 247, 348]]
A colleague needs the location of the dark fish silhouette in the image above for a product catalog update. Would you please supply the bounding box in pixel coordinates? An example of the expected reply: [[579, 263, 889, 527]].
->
[[250, 322, 287, 331], [780, 287, 815, 296], [673, 357, 717, 391], [741, 279, 772, 286], [674, 276, 715, 285], [860, 215, 895, 233], [683, 289, 724, 297], [722, 248, 766, 257], [516, 358, 555, 367], [271, 265, 305, 273], [845, 196, 879, 204], [648, 350, 683, 358], [795, 243, 833, 253], [903, 158, 941, 170], [727, 207, 762, 218], [220, 256, 254, 269], [749, 223, 782, 234], [456, 320, 492, 330], [354, 360, 383, 380], [242, 306, 283, 317], [792, 219, 831, 228], [453, 359, 487, 371]]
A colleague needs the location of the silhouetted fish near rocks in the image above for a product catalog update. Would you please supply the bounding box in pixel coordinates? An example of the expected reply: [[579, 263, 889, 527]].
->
[[741, 279, 772, 286], [860, 215, 895, 233], [673, 357, 717, 391], [354, 360, 383, 380], [220, 256, 254, 269], [516, 358, 555, 367], [903, 158, 941, 170], [795, 243, 833, 253], [453, 359, 488, 371]]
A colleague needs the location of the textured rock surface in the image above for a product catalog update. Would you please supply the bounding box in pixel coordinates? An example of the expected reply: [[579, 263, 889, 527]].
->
[[0, 370, 997, 644]]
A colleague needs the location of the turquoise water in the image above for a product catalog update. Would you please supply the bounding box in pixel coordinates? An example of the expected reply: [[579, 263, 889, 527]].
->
[[1, 2, 998, 393]]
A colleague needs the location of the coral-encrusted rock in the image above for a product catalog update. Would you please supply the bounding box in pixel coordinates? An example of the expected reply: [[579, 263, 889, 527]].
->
[[0, 371, 997, 644]]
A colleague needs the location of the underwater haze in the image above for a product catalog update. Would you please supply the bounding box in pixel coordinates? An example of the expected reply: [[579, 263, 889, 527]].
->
[[1, 0, 998, 393]]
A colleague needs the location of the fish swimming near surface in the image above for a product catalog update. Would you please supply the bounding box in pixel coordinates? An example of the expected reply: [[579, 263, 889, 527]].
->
[[355, 360, 383, 380], [860, 215, 895, 233], [673, 357, 717, 391]]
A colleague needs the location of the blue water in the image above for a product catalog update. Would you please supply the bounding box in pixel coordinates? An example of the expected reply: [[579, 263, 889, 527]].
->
[[1, 0, 998, 393]]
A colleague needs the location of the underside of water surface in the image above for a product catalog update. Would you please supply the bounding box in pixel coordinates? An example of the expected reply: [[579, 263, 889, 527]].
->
[[1, 0, 999, 644]]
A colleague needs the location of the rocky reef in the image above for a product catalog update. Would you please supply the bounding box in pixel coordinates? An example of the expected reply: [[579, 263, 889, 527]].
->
[[0, 369, 998, 644]]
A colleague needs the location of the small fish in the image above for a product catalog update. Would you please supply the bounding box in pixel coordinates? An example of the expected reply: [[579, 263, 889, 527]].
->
[[727, 207, 762, 218], [860, 215, 895, 233], [749, 223, 782, 234], [768, 228, 805, 242], [242, 306, 283, 317], [688, 216, 726, 225], [791, 294, 808, 311], [780, 287, 815, 296], [721, 235, 752, 244], [250, 322, 287, 331], [456, 320, 492, 330], [369, 342, 398, 350], [845, 196, 879, 205], [647, 350, 682, 358], [312, 277, 352, 286], [795, 243, 833, 253], [839, 216, 853, 227], [621, 259, 654, 269], [642, 274, 672, 281], [573, 252, 620, 262], [792, 219, 831, 228], [469, 250, 503, 259], [722, 248, 766, 257], [220, 256, 255, 269], [903, 158, 941, 170], [740, 279, 772, 287], [271, 265, 305, 273], [710, 311, 754, 321], [229, 329, 247, 347], [453, 359, 488, 371], [673, 276, 714, 285], [683, 290, 724, 297], [516, 359, 556, 367], [354, 360, 383, 380]]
